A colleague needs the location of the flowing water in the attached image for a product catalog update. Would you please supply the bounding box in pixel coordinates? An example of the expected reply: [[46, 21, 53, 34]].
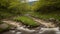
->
[[2, 26, 60, 34]]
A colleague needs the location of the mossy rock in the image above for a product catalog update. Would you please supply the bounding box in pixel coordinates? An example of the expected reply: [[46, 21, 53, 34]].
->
[[0, 23, 12, 33], [13, 16, 40, 27]]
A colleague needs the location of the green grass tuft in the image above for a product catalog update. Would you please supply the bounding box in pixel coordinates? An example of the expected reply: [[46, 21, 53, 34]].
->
[[13, 16, 39, 27]]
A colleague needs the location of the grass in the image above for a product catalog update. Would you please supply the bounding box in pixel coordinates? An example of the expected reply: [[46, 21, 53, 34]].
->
[[31, 12, 60, 21], [13, 16, 39, 27], [0, 11, 19, 19]]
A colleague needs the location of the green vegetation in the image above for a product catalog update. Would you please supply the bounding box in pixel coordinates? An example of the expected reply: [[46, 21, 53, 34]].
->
[[31, 0, 60, 21], [31, 12, 60, 20], [14, 16, 39, 27], [0, 0, 30, 19]]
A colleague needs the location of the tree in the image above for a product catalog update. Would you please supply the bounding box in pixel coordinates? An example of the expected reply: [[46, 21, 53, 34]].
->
[[33, 0, 60, 13], [0, 0, 22, 19], [0, 0, 31, 19]]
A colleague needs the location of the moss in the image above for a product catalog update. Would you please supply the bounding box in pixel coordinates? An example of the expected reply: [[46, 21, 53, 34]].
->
[[13, 16, 39, 27]]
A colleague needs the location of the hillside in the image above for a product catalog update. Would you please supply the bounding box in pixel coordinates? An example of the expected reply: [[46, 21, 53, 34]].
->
[[28, 1, 37, 5]]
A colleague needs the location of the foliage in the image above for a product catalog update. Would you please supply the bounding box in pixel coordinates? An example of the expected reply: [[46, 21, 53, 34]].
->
[[30, 12, 60, 21], [33, 0, 60, 13], [0, 0, 30, 19], [30, 0, 60, 21]]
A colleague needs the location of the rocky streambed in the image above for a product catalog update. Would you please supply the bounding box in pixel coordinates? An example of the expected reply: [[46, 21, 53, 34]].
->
[[1, 18, 60, 34]]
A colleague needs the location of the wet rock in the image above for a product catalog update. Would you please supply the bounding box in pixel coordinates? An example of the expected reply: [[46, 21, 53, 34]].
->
[[2, 30, 15, 34], [10, 26, 16, 30], [0, 23, 9, 29], [49, 18, 56, 22], [41, 30, 56, 34], [39, 24, 46, 28], [27, 26, 30, 28], [16, 32, 21, 34], [10, 30, 16, 33]]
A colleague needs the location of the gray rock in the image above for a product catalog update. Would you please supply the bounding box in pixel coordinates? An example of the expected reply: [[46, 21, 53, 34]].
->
[[0, 23, 9, 29], [49, 18, 56, 22], [41, 30, 56, 34]]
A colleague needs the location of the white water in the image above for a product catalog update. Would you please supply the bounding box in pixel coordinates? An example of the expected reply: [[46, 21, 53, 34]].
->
[[39, 27, 60, 34], [16, 26, 36, 33], [12, 26, 60, 34], [3, 26, 60, 34]]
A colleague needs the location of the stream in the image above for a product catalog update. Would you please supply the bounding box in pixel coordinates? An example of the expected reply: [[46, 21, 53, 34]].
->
[[2, 26, 60, 34], [2, 17, 60, 34]]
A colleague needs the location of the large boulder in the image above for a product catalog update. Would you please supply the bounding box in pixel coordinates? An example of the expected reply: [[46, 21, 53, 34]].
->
[[0, 23, 9, 29]]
